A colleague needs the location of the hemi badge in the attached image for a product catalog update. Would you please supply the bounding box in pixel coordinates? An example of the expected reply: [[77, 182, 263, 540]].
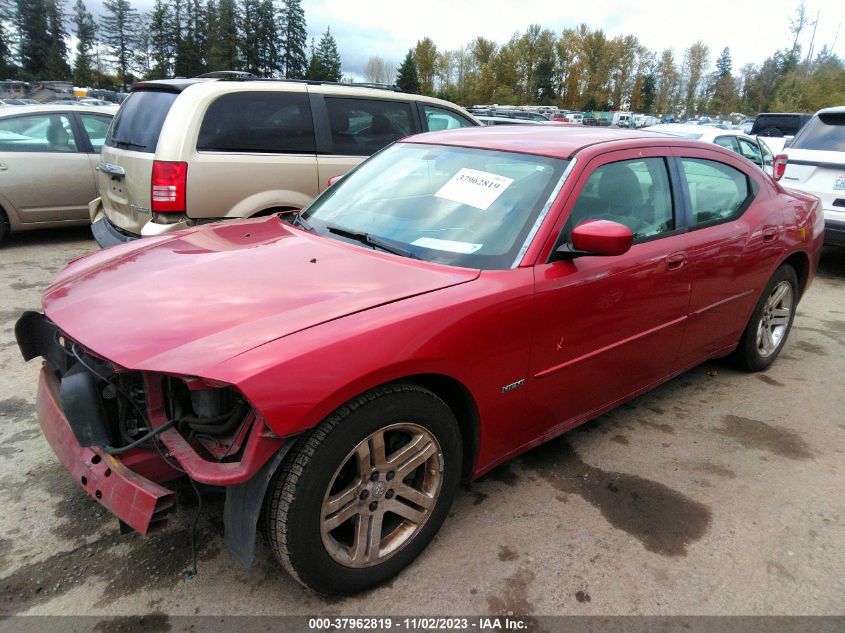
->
[[501, 379, 525, 394]]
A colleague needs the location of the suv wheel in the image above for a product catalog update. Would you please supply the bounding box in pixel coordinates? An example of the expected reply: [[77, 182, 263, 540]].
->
[[264, 383, 462, 595]]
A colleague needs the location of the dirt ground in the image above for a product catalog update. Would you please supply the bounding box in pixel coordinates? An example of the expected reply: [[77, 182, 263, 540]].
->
[[0, 227, 843, 618]]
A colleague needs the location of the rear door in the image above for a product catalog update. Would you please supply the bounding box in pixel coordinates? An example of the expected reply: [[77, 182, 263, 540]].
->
[[313, 94, 420, 192], [672, 149, 784, 366], [98, 89, 179, 234], [75, 111, 114, 189], [0, 111, 96, 223]]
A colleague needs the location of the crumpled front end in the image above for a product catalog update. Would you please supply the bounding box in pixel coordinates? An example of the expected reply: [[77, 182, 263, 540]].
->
[[16, 311, 284, 540]]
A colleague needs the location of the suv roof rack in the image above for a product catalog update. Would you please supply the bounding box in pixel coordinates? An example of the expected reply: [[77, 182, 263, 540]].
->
[[192, 72, 403, 93]]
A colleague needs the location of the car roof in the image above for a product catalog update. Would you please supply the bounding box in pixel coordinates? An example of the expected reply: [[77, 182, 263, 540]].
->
[[644, 123, 746, 141], [0, 104, 117, 116], [133, 78, 212, 92], [402, 126, 671, 159]]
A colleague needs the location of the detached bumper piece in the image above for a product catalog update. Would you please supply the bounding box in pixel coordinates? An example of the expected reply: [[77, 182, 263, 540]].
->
[[37, 366, 176, 534]]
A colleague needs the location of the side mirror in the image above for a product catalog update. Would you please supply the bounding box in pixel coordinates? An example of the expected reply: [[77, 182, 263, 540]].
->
[[327, 174, 343, 187], [558, 219, 633, 257]]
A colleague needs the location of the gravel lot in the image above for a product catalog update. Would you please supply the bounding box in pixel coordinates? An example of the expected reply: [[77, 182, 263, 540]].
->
[[1, 227, 843, 619]]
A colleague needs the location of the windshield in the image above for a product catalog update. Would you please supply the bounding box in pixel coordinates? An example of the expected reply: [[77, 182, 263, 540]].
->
[[301, 143, 568, 270]]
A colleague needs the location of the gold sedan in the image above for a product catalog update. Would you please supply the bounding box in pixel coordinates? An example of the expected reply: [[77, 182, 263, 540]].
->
[[0, 104, 116, 242]]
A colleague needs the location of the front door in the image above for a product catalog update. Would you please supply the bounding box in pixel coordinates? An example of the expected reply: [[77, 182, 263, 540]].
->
[[526, 150, 692, 441]]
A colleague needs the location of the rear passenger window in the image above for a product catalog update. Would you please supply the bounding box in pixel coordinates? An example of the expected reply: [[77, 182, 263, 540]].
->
[[680, 158, 752, 225], [423, 105, 474, 131], [567, 157, 675, 240], [325, 98, 413, 156], [713, 136, 737, 152], [197, 91, 315, 154]]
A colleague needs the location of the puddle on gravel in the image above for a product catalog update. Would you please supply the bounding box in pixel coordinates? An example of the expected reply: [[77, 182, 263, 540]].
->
[[715, 415, 812, 460], [486, 567, 535, 616], [498, 545, 519, 561], [94, 612, 172, 633], [519, 438, 711, 557], [0, 398, 34, 424], [756, 375, 785, 387], [0, 497, 223, 614]]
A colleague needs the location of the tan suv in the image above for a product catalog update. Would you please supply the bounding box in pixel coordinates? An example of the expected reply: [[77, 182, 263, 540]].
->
[[90, 79, 480, 246]]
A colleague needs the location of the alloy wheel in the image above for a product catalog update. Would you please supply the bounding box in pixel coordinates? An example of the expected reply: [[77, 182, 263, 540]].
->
[[756, 280, 793, 357], [320, 423, 443, 568]]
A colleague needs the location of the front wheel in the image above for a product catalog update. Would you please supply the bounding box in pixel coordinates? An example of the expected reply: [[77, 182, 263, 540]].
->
[[735, 265, 798, 371], [264, 383, 462, 595]]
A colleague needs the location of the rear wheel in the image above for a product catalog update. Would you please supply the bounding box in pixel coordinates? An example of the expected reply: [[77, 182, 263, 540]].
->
[[735, 265, 798, 371], [264, 383, 462, 595], [0, 208, 8, 243]]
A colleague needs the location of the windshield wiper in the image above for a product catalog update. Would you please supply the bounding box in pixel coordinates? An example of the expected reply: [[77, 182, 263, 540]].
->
[[289, 212, 315, 232], [326, 225, 417, 259], [109, 137, 146, 149]]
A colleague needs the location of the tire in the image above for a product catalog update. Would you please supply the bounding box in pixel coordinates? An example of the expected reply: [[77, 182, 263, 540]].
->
[[0, 208, 8, 243], [735, 265, 798, 372], [264, 383, 462, 595]]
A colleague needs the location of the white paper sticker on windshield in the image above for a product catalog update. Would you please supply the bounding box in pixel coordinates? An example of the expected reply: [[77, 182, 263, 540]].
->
[[434, 168, 514, 210], [411, 237, 483, 254]]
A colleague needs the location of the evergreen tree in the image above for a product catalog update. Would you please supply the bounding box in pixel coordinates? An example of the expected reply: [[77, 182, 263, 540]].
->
[[45, 0, 71, 78], [100, 0, 138, 90], [17, 0, 50, 78], [207, 0, 239, 70], [306, 27, 340, 81], [716, 47, 732, 78], [148, 0, 173, 77], [395, 49, 419, 93], [641, 72, 656, 112], [175, 0, 206, 76], [72, 0, 96, 85], [240, 0, 261, 74], [280, 0, 306, 78], [0, 0, 19, 78]]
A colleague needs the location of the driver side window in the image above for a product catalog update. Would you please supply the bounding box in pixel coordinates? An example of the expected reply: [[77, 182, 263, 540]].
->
[[567, 157, 675, 241]]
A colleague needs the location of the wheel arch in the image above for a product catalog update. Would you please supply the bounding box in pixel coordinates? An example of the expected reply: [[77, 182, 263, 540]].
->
[[399, 373, 480, 481], [779, 250, 810, 298]]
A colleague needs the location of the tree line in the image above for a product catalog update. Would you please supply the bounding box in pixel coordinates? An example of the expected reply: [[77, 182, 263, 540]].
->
[[384, 3, 844, 116], [0, 0, 842, 116], [0, 0, 342, 90]]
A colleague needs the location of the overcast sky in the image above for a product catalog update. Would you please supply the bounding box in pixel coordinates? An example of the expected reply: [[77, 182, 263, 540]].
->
[[91, 0, 845, 77]]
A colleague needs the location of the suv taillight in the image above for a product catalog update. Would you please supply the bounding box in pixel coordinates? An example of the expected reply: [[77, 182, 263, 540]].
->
[[772, 154, 788, 181], [151, 161, 187, 212]]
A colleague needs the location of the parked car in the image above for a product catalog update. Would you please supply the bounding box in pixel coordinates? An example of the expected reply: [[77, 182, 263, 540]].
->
[[0, 98, 26, 106], [18, 126, 822, 595], [476, 115, 541, 126], [0, 105, 115, 242], [78, 98, 118, 108], [90, 79, 480, 248], [773, 105, 845, 246], [644, 123, 775, 176]]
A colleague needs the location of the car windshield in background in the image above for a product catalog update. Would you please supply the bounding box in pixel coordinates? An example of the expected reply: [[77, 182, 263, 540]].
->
[[301, 143, 568, 270], [105, 90, 178, 152], [789, 113, 845, 151]]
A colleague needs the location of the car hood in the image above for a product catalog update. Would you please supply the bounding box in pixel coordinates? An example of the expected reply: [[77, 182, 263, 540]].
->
[[43, 217, 480, 375]]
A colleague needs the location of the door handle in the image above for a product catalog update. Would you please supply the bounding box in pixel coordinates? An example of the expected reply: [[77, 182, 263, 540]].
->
[[762, 227, 778, 243], [0, 163, 7, 171], [666, 252, 687, 271]]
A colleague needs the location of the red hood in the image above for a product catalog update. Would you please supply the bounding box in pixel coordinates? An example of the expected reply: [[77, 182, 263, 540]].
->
[[44, 217, 479, 375]]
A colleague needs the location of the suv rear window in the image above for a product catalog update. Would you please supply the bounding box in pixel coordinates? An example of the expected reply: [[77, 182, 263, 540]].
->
[[197, 91, 315, 154], [789, 113, 845, 151], [751, 114, 811, 138], [106, 90, 178, 153]]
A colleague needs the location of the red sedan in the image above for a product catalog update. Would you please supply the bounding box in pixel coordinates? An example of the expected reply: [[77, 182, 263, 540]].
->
[[17, 126, 824, 595]]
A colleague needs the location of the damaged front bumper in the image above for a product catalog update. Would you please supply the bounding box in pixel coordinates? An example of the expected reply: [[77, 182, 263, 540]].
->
[[17, 311, 288, 565], [36, 365, 177, 534]]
